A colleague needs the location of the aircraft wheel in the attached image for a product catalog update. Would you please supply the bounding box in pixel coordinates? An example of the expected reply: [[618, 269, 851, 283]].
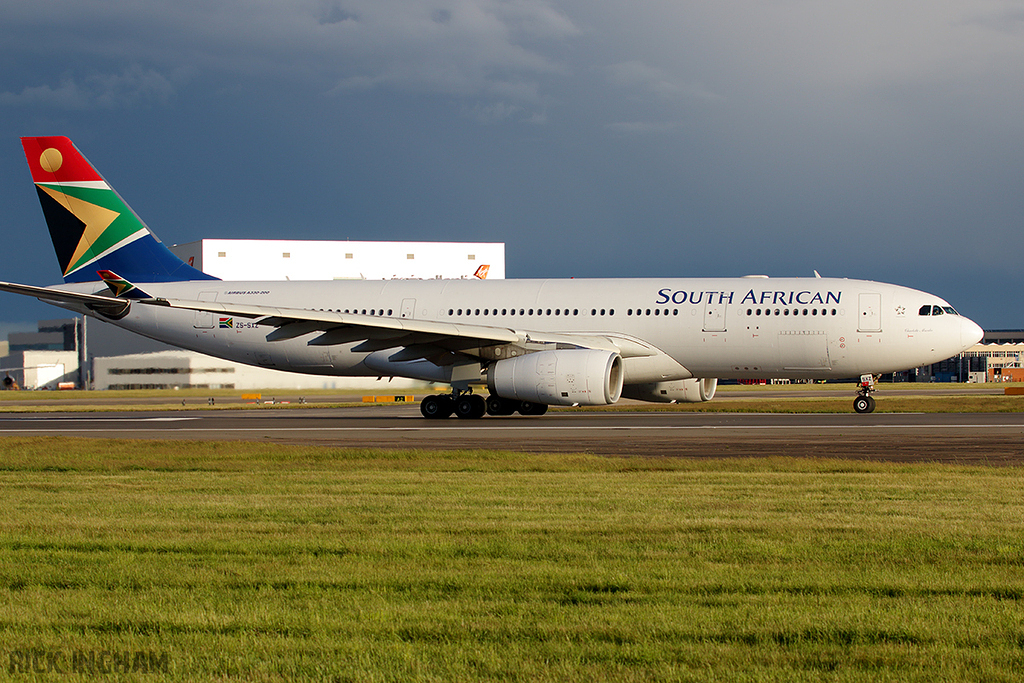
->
[[853, 395, 875, 414], [517, 401, 549, 416], [455, 394, 487, 419], [420, 394, 453, 419], [486, 395, 520, 416]]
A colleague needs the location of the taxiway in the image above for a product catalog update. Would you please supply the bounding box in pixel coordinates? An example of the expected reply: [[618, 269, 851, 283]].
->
[[1, 407, 1022, 464]]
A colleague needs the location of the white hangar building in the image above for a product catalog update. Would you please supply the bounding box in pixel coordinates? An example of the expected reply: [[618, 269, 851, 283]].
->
[[168, 239, 505, 281]]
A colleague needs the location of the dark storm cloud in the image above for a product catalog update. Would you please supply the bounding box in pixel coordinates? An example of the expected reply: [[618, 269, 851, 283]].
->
[[2, 1, 578, 113], [1, 1, 1023, 327]]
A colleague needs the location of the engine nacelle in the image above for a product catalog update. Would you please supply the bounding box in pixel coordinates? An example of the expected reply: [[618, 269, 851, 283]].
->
[[487, 349, 623, 406], [621, 377, 718, 403]]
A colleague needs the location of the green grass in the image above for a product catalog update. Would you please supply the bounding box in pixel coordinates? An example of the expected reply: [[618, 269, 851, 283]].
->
[[1, 438, 1023, 680]]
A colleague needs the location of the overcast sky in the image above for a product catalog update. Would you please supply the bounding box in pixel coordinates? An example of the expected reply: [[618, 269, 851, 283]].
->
[[2, 1, 1023, 331]]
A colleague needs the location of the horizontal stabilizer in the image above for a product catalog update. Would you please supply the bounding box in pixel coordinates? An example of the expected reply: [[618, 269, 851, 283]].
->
[[0, 280, 129, 316]]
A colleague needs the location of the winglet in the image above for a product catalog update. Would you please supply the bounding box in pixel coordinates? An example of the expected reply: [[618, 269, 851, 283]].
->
[[97, 270, 151, 299], [473, 264, 490, 280]]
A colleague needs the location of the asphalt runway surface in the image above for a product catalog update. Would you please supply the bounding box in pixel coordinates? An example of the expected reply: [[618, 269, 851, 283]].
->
[[2, 406, 1023, 464]]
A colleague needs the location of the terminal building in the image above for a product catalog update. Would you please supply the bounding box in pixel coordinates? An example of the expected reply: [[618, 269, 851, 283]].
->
[[168, 239, 505, 281]]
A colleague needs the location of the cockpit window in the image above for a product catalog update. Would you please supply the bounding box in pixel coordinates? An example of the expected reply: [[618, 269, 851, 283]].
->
[[920, 304, 959, 316]]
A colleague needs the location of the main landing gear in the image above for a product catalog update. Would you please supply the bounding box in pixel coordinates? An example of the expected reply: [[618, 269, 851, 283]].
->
[[419, 391, 548, 419], [853, 374, 876, 414]]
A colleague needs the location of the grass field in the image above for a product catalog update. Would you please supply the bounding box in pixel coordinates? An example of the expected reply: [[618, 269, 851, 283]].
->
[[1, 438, 1022, 680]]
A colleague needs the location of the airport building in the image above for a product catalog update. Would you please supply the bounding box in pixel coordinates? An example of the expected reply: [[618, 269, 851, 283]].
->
[[168, 239, 505, 281], [92, 350, 422, 391], [0, 319, 81, 390]]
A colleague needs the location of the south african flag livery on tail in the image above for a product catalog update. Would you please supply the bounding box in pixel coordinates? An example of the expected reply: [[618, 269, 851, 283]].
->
[[21, 136, 217, 284]]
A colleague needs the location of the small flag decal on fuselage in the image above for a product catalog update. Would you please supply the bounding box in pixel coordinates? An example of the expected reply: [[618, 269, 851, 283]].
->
[[219, 317, 233, 328]]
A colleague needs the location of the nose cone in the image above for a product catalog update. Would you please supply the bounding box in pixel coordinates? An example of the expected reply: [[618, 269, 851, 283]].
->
[[961, 317, 984, 350]]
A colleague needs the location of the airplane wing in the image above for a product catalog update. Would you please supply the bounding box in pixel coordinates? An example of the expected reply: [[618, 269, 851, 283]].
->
[[141, 297, 662, 364]]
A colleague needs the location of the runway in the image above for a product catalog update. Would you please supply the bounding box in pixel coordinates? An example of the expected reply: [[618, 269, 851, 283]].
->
[[2, 406, 1023, 464]]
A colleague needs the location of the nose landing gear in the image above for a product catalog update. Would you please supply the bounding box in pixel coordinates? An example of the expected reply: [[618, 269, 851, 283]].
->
[[853, 374, 876, 414]]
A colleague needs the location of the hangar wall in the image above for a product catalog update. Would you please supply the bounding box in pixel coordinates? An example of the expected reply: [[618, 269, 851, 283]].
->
[[169, 240, 505, 281]]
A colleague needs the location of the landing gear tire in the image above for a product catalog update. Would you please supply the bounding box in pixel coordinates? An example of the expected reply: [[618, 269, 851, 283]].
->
[[420, 394, 453, 419], [455, 394, 487, 419], [486, 395, 520, 416], [853, 395, 875, 414], [517, 401, 549, 416]]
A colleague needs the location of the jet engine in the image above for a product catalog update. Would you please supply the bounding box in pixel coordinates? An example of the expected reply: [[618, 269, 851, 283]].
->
[[487, 349, 623, 406], [621, 377, 718, 403]]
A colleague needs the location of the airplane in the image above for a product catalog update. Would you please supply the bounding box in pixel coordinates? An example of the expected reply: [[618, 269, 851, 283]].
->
[[0, 136, 983, 417]]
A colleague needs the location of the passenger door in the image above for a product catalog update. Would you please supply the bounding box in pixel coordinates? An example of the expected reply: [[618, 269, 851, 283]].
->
[[193, 291, 218, 329], [858, 293, 882, 333]]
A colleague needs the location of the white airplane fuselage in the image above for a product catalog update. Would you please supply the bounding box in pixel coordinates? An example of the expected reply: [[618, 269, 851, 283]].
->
[[62, 275, 980, 385]]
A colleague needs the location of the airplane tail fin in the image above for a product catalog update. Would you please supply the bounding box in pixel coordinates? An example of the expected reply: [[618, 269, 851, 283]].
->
[[20, 136, 218, 284]]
